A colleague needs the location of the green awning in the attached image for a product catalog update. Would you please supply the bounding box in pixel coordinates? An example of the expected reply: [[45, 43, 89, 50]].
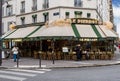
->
[[91, 24, 102, 38], [71, 24, 80, 38], [0, 29, 18, 40], [5, 26, 40, 39]]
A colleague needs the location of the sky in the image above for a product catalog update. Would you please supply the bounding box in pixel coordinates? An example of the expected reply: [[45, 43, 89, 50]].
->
[[112, 0, 120, 37]]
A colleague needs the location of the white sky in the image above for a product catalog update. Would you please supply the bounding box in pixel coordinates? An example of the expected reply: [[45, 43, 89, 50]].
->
[[113, 5, 120, 38]]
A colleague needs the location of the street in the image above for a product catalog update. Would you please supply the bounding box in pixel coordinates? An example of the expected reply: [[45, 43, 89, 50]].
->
[[0, 46, 120, 81], [0, 65, 120, 81], [25, 65, 120, 81]]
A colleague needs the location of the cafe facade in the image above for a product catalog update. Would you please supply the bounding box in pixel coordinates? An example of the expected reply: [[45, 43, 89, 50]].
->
[[1, 18, 118, 60]]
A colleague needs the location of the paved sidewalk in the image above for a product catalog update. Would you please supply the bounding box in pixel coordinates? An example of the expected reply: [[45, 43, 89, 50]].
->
[[0, 48, 120, 69]]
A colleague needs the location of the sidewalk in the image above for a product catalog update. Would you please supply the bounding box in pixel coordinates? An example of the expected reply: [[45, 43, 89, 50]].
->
[[0, 49, 120, 69]]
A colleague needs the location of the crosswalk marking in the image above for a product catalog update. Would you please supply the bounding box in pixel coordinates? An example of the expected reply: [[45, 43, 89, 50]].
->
[[0, 74, 26, 81], [14, 65, 46, 68], [9, 69, 45, 73], [0, 68, 51, 80], [37, 68, 52, 71], [0, 70, 36, 77]]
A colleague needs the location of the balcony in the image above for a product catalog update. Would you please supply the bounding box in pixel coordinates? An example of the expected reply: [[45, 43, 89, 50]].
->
[[20, 8, 25, 13]]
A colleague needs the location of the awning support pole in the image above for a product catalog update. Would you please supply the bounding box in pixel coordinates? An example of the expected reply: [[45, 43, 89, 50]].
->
[[39, 40, 42, 68], [52, 39, 55, 64]]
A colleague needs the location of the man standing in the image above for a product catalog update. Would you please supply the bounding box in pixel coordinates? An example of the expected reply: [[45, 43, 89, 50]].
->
[[12, 45, 19, 62], [75, 44, 82, 60]]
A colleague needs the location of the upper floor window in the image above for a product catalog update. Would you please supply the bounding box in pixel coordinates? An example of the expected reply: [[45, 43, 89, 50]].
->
[[6, 5, 13, 16], [74, 11, 82, 18], [74, 0, 83, 7], [65, 12, 70, 19], [43, 0, 49, 9], [21, 17, 25, 25], [32, 14, 37, 23], [87, 13, 91, 18], [43, 12, 49, 22], [32, 0, 37, 11], [20, 1, 25, 13]]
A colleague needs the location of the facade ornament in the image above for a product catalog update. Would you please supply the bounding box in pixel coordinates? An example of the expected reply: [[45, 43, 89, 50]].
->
[[9, 22, 16, 30], [45, 19, 71, 27], [103, 21, 113, 29]]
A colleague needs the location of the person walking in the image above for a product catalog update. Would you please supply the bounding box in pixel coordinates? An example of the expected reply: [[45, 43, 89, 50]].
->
[[12, 45, 19, 62], [118, 44, 120, 52]]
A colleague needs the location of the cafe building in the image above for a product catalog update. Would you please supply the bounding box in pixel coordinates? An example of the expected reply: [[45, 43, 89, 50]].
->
[[1, 18, 118, 60]]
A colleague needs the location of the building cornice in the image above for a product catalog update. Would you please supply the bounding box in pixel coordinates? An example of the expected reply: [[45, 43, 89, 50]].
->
[[2, 14, 16, 18], [16, 6, 97, 17]]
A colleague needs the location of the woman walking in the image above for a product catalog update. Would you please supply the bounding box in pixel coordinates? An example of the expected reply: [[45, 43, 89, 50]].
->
[[12, 45, 19, 62]]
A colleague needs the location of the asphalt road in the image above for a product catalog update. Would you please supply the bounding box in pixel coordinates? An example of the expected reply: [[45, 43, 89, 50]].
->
[[0, 65, 120, 81], [25, 65, 120, 81]]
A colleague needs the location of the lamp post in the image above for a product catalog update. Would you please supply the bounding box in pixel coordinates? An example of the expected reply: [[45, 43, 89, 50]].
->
[[0, 0, 2, 66]]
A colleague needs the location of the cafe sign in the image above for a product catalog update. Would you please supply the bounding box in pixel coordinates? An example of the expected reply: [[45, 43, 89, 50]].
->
[[45, 18, 103, 27], [70, 18, 102, 25]]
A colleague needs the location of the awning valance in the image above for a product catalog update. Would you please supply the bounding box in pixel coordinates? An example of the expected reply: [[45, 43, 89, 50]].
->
[[5, 26, 40, 39]]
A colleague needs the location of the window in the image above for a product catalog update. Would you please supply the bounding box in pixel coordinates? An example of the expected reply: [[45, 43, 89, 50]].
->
[[43, 0, 49, 9], [87, 13, 91, 18], [21, 17, 25, 25], [74, 11, 82, 18], [32, 0, 37, 11], [43, 12, 49, 22], [6, 5, 13, 16], [20, 1, 25, 13], [32, 15, 37, 23], [74, 0, 82, 7], [65, 12, 70, 19]]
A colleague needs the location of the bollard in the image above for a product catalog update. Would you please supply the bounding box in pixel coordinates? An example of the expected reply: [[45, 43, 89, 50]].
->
[[38, 52, 41, 68], [17, 54, 19, 68], [52, 52, 55, 64]]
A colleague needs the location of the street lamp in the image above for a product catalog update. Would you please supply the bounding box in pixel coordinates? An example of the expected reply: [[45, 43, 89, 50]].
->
[[0, 0, 2, 66]]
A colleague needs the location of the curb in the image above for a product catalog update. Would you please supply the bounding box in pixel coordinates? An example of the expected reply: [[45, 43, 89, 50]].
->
[[0, 66, 8, 69], [1, 63, 120, 70]]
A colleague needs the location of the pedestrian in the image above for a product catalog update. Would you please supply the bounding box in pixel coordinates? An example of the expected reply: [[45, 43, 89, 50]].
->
[[118, 44, 120, 52], [75, 44, 82, 61], [12, 45, 19, 62]]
